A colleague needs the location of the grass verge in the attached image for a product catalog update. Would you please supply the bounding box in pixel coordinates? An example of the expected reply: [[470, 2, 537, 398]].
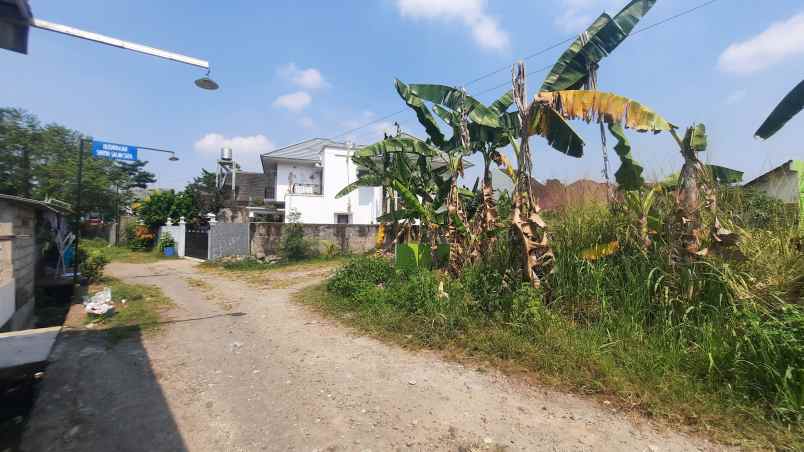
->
[[296, 279, 801, 451], [81, 238, 177, 264], [85, 276, 173, 340]]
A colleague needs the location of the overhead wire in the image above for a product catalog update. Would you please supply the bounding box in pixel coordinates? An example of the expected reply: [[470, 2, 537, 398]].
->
[[329, 0, 723, 141]]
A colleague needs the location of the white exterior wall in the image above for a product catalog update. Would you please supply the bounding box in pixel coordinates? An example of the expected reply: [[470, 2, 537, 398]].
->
[[276, 161, 320, 199], [281, 145, 382, 224]]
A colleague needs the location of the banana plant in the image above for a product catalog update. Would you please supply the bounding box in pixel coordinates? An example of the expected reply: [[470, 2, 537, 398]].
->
[[541, 0, 657, 191], [755, 79, 804, 139]]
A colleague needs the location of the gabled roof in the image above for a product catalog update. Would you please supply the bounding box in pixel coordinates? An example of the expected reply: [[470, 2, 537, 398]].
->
[[744, 160, 801, 187], [261, 138, 359, 162]]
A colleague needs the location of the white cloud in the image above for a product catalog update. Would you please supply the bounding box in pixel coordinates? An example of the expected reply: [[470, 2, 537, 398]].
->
[[194, 133, 275, 170], [553, 0, 620, 33], [272, 91, 312, 112], [725, 89, 746, 105], [395, 0, 509, 51], [718, 12, 804, 75], [278, 63, 329, 90]]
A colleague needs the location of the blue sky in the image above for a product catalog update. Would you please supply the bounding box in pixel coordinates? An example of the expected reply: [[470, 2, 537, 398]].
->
[[2, 0, 803, 189]]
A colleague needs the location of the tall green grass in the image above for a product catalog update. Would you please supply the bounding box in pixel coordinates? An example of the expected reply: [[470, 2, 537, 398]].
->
[[308, 188, 802, 448]]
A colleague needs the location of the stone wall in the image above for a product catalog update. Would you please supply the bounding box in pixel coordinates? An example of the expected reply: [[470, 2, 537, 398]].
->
[[0, 199, 37, 331], [250, 223, 379, 258], [209, 223, 250, 261]]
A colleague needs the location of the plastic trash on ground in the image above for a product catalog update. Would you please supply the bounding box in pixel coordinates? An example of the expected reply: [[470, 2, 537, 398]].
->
[[83, 287, 114, 315]]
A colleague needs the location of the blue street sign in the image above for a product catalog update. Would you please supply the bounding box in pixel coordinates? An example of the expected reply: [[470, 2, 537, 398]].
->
[[91, 140, 139, 162]]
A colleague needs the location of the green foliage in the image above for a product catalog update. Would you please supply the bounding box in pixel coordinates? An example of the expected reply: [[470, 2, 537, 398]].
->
[[541, 0, 657, 92], [136, 189, 197, 230], [755, 79, 804, 139], [327, 255, 395, 297], [125, 223, 155, 251], [280, 209, 318, 261], [0, 108, 155, 219], [317, 191, 803, 447], [158, 232, 176, 251], [78, 248, 109, 282]]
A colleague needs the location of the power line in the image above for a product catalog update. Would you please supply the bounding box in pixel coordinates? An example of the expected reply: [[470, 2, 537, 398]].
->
[[329, 0, 722, 141]]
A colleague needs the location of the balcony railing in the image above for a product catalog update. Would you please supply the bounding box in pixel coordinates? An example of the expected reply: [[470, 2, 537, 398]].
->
[[290, 183, 321, 195]]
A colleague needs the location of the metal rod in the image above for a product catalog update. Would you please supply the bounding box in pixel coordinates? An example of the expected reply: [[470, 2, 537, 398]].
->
[[30, 18, 210, 70], [72, 138, 86, 292], [136, 145, 176, 155]]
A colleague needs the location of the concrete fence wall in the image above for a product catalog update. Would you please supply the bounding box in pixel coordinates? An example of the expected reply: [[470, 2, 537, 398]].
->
[[209, 223, 250, 261], [250, 223, 379, 258]]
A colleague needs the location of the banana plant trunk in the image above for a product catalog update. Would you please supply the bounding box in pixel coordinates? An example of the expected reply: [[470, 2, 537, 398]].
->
[[511, 62, 554, 289], [446, 175, 466, 276], [676, 153, 703, 256]]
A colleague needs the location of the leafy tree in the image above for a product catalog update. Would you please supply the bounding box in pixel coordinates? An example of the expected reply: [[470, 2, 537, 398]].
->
[[185, 169, 224, 215], [0, 108, 158, 221], [136, 189, 197, 230]]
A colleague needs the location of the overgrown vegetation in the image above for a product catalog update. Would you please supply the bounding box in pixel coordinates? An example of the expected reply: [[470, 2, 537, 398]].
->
[[81, 238, 174, 264], [308, 188, 802, 449]]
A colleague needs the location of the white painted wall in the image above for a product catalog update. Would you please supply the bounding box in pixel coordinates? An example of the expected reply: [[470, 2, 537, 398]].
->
[[276, 162, 321, 199], [280, 145, 382, 224]]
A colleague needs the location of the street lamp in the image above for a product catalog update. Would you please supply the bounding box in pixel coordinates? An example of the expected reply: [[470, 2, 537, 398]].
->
[[195, 70, 219, 91], [1, 3, 219, 90]]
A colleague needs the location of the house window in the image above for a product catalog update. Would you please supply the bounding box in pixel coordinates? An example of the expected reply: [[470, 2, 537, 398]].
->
[[335, 214, 350, 224]]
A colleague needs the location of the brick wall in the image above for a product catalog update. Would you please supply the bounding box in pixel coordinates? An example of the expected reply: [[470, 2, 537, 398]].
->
[[250, 223, 378, 258], [0, 200, 37, 331]]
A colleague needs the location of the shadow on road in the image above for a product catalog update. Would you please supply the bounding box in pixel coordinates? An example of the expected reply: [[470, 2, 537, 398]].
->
[[20, 326, 189, 452]]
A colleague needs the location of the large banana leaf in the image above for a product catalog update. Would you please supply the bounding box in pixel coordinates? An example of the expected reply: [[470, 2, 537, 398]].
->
[[490, 90, 514, 115], [541, 0, 656, 92], [755, 79, 804, 139], [335, 174, 384, 198], [608, 123, 645, 190], [407, 83, 500, 128], [354, 137, 440, 159], [537, 90, 674, 133], [530, 105, 585, 157], [391, 179, 431, 223], [395, 80, 446, 147]]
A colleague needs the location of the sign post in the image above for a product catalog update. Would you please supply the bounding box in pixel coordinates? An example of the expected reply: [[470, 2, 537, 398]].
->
[[91, 140, 139, 162], [71, 139, 178, 291]]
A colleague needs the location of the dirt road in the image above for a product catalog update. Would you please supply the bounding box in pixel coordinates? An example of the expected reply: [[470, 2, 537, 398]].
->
[[21, 259, 723, 451]]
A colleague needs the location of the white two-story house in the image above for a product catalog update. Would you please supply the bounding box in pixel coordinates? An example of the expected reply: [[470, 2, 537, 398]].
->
[[260, 139, 383, 224]]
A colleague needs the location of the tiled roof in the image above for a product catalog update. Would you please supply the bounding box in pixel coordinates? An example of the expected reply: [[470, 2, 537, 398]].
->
[[261, 138, 358, 162]]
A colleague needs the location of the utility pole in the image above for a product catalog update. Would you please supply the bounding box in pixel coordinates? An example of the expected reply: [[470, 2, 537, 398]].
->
[[72, 138, 86, 290]]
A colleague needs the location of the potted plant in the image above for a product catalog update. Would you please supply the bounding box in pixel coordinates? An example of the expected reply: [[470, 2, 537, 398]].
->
[[158, 232, 177, 257]]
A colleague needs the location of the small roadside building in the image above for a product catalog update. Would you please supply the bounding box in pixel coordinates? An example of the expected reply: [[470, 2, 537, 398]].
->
[[0, 194, 72, 332], [744, 160, 804, 229]]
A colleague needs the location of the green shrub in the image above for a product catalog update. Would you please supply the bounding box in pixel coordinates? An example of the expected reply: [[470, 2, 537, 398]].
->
[[158, 232, 176, 251], [79, 249, 109, 282], [327, 255, 395, 297], [125, 223, 155, 251]]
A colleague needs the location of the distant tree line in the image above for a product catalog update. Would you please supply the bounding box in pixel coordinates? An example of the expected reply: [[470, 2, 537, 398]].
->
[[0, 107, 224, 225]]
